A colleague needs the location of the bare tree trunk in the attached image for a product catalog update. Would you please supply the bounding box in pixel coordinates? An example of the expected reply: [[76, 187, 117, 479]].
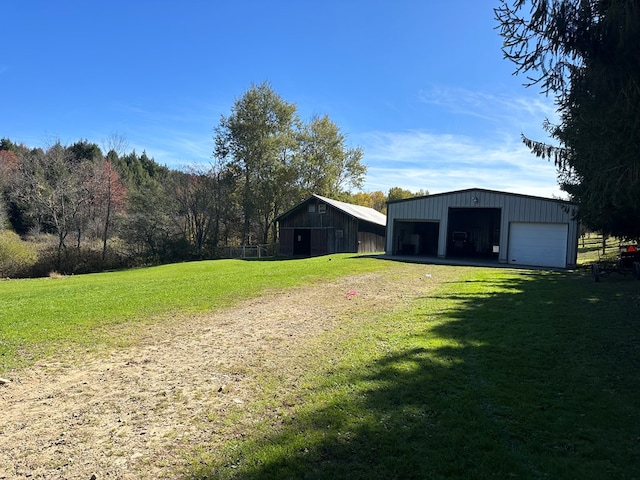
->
[[101, 194, 111, 261]]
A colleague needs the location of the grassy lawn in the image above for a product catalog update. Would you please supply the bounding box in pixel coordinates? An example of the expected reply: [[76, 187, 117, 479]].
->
[[187, 265, 640, 480], [577, 234, 631, 265], [2, 253, 640, 478], [0, 255, 388, 373]]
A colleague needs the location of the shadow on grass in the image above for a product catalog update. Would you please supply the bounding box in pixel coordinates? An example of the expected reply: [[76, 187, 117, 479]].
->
[[188, 269, 640, 480]]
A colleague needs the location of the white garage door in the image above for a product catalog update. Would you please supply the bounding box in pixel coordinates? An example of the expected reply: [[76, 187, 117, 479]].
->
[[508, 222, 568, 268]]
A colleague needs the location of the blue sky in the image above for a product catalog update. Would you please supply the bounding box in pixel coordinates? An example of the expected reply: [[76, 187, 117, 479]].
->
[[2, 1, 563, 198]]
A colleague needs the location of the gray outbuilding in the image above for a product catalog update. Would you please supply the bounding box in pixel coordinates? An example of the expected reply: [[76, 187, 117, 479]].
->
[[276, 194, 386, 256], [386, 188, 578, 268]]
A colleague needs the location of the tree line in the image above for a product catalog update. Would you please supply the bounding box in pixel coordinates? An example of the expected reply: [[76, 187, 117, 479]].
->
[[0, 83, 425, 278]]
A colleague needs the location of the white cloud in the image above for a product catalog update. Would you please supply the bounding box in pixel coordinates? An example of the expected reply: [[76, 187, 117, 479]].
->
[[418, 85, 559, 140], [356, 86, 565, 199], [358, 129, 564, 199]]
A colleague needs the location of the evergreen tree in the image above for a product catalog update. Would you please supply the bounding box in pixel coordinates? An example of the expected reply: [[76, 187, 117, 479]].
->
[[496, 0, 640, 239]]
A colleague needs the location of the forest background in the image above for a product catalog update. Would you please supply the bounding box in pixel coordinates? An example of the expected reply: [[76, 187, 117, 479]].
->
[[0, 83, 423, 278]]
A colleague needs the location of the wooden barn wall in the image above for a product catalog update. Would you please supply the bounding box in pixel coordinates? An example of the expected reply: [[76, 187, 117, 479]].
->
[[278, 201, 364, 254], [358, 231, 386, 253], [310, 228, 328, 256], [278, 203, 356, 230], [386, 189, 578, 264], [279, 228, 294, 256]]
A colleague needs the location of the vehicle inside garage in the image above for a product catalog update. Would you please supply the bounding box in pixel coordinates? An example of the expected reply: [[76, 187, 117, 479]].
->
[[392, 209, 501, 259], [447, 207, 501, 258], [386, 189, 578, 268]]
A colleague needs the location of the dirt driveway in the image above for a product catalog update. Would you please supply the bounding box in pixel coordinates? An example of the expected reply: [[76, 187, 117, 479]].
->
[[1, 263, 433, 479]]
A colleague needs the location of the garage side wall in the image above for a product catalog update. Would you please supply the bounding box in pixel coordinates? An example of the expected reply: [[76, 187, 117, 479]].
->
[[386, 189, 578, 267], [501, 195, 578, 267]]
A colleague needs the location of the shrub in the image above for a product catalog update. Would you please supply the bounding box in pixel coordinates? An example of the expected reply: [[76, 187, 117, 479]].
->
[[0, 230, 37, 278], [25, 243, 133, 277]]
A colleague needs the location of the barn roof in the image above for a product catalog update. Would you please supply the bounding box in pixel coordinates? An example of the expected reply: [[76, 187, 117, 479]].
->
[[313, 194, 387, 226], [276, 194, 387, 227]]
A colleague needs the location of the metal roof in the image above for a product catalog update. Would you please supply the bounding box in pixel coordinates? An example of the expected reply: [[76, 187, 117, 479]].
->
[[275, 194, 387, 227], [312, 194, 387, 226], [386, 187, 575, 206]]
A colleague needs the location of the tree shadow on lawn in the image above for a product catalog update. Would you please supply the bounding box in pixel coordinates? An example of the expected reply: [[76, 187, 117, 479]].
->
[[189, 270, 640, 480]]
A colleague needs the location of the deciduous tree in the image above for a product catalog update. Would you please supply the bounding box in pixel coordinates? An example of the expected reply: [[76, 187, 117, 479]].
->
[[214, 85, 369, 244], [348, 191, 387, 213], [295, 115, 367, 200], [214, 82, 298, 244], [170, 168, 218, 257], [387, 187, 428, 202], [120, 177, 175, 261], [12, 143, 92, 265], [90, 159, 126, 260]]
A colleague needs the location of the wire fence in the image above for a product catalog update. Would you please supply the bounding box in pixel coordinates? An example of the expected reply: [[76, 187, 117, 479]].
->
[[216, 243, 278, 259]]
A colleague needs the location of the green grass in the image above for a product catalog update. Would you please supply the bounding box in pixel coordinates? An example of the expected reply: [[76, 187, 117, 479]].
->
[[3, 253, 640, 478], [187, 266, 640, 480], [577, 234, 629, 265], [0, 255, 387, 373]]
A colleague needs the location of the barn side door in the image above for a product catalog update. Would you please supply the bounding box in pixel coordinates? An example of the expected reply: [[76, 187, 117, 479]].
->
[[279, 228, 294, 256], [310, 228, 328, 256]]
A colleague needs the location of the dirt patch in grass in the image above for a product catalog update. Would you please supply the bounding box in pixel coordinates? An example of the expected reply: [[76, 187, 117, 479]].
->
[[0, 262, 435, 479]]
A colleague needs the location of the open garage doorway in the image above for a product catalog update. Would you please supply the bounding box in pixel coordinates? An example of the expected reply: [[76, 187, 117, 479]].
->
[[447, 208, 501, 259], [393, 220, 439, 256]]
